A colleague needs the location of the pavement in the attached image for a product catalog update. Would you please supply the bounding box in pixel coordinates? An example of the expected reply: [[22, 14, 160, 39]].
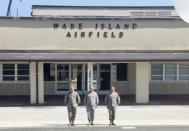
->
[[0, 105, 189, 128], [1, 127, 189, 131]]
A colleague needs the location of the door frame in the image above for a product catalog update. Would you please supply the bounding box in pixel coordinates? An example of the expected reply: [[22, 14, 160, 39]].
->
[[54, 63, 86, 95], [55, 63, 71, 95], [97, 64, 112, 94], [50, 63, 112, 95]]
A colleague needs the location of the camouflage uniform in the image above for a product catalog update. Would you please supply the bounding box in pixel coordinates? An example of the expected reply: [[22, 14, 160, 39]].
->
[[84, 91, 99, 124], [64, 91, 81, 124], [105, 92, 120, 124]]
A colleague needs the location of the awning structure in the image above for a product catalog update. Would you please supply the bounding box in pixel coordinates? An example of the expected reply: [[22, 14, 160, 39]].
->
[[0, 51, 189, 62]]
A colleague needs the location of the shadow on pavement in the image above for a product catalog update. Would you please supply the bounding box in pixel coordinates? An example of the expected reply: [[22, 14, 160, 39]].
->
[[0, 95, 189, 107]]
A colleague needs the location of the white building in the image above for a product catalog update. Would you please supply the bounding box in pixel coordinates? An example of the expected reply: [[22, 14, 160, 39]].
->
[[0, 5, 189, 105]]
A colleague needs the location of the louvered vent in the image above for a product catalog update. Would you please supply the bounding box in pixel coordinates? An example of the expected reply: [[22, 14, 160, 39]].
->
[[130, 12, 144, 17], [144, 11, 157, 17], [158, 11, 172, 17]]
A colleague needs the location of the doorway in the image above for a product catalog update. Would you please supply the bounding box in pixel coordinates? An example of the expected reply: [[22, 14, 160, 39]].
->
[[56, 64, 69, 94], [99, 64, 111, 91], [55, 64, 84, 94]]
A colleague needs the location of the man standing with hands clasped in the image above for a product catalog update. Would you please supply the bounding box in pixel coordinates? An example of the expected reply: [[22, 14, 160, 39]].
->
[[84, 86, 99, 125], [64, 86, 81, 126], [105, 86, 120, 126]]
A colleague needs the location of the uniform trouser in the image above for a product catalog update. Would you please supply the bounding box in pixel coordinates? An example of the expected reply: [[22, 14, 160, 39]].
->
[[67, 106, 77, 123], [108, 107, 116, 121], [87, 107, 95, 122]]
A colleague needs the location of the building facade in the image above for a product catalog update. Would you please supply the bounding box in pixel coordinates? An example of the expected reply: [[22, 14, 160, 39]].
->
[[0, 6, 189, 104]]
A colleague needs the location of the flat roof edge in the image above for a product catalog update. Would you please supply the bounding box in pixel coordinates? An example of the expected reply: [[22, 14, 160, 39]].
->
[[32, 5, 175, 10], [0, 50, 189, 53], [0, 52, 189, 62], [0, 16, 181, 20]]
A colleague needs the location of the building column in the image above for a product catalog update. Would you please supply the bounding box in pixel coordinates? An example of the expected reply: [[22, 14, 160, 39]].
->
[[136, 62, 150, 104], [82, 64, 86, 91], [38, 62, 44, 104], [87, 63, 93, 91], [30, 62, 37, 104], [0, 64, 2, 82]]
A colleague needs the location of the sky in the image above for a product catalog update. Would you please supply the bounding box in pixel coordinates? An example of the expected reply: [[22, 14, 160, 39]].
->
[[0, 0, 173, 16]]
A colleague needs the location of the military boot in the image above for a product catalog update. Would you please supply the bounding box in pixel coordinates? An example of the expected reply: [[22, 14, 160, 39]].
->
[[71, 121, 74, 126], [68, 121, 72, 126], [91, 121, 94, 125], [109, 120, 112, 126], [112, 120, 116, 126]]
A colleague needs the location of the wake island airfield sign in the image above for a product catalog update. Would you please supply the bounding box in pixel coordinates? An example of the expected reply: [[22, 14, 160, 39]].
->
[[52, 22, 138, 39]]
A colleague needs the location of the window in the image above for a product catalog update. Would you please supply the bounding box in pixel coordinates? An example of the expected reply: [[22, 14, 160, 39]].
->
[[93, 64, 97, 81], [44, 64, 55, 81], [17, 64, 29, 81], [165, 64, 177, 81], [3, 64, 15, 81], [151, 64, 189, 81], [151, 64, 163, 81], [179, 64, 189, 80], [2, 64, 29, 82], [116, 63, 128, 81], [57, 64, 69, 81]]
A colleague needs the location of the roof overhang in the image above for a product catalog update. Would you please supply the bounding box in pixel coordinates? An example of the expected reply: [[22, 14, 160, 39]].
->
[[0, 52, 189, 62]]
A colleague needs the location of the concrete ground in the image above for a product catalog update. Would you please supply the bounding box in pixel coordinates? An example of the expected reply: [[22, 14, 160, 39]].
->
[[1, 127, 189, 131], [0, 105, 189, 128], [1, 95, 189, 128]]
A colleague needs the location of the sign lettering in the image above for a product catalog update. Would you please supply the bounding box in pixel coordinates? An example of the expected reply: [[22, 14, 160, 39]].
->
[[53, 22, 138, 39]]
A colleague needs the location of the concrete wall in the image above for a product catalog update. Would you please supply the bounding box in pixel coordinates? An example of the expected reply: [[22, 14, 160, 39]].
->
[[111, 64, 128, 94], [111, 63, 189, 95], [136, 62, 150, 103], [150, 82, 189, 94], [0, 81, 55, 96], [44, 81, 56, 95], [0, 18, 189, 51], [112, 63, 136, 95], [128, 63, 136, 94], [0, 83, 30, 95], [1, 63, 189, 96]]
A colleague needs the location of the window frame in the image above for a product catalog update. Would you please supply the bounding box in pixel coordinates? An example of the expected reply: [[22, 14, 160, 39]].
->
[[44, 63, 55, 81], [164, 64, 177, 81], [151, 63, 189, 82], [151, 64, 163, 81], [116, 63, 128, 82], [0, 63, 30, 83], [179, 64, 189, 81], [17, 64, 30, 81], [2, 64, 16, 82]]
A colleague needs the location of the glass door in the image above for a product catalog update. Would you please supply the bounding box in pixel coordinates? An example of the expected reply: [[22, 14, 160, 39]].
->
[[71, 64, 83, 91], [99, 64, 111, 91], [55, 64, 85, 94], [84, 64, 111, 92], [56, 64, 70, 94]]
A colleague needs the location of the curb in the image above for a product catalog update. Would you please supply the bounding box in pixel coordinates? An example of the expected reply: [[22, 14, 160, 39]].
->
[[1, 123, 189, 129]]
